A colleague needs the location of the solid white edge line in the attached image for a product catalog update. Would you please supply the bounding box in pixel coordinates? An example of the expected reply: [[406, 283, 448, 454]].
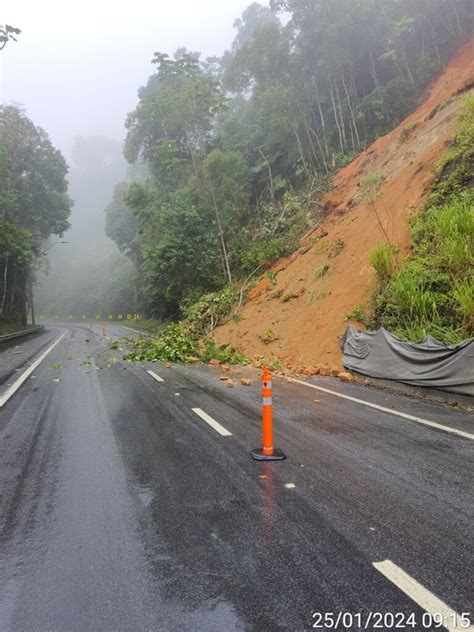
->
[[288, 377, 474, 440], [147, 369, 164, 383], [373, 560, 474, 632], [192, 407, 232, 437], [0, 331, 67, 407]]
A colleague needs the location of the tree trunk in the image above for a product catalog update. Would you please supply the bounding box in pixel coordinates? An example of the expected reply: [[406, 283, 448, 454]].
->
[[442, 3, 456, 36], [21, 273, 27, 328], [189, 146, 204, 190], [292, 124, 311, 181], [1, 255, 8, 315], [342, 72, 361, 149], [8, 266, 17, 316], [206, 161, 232, 284], [368, 49, 381, 90], [329, 80, 345, 154], [400, 41, 415, 84], [314, 77, 330, 159], [307, 126, 329, 174], [448, 0, 462, 33], [350, 65, 361, 105], [303, 122, 323, 172], [334, 81, 348, 149], [429, 20, 442, 65], [29, 281, 35, 326], [258, 148, 275, 203]]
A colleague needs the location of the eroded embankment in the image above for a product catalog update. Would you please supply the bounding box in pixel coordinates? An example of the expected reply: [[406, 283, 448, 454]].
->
[[214, 37, 474, 372]]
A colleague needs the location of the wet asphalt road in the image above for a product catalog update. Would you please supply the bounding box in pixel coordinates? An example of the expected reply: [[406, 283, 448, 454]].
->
[[0, 324, 472, 631]]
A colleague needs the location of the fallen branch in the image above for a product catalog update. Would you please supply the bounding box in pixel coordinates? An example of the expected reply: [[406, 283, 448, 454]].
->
[[235, 264, 265, 312]]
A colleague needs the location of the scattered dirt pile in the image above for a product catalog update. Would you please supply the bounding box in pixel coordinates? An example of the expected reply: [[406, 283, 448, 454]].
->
[[214, 37, 474, 373]]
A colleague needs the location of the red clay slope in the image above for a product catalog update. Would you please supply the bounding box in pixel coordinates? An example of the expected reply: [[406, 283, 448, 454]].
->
[[214, 36, 474, 373]]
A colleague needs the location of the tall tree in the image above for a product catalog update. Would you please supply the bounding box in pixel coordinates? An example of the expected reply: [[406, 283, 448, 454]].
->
[[0, 24, 20, 51], [0, 106, 72, 324], [108, 0, 473, 322]]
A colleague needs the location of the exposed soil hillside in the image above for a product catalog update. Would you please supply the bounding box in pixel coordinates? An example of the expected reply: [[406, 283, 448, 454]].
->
[[214, 37, 474, 372]]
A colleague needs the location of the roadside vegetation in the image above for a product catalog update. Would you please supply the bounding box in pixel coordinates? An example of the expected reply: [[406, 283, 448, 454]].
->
[[125, 286, 248, 364], [0, 105, 72, 331], [0, 27, 71, 332], [3, 3, 472, 353], [369, 96, 474, 344], [110, 0, 472, 363]]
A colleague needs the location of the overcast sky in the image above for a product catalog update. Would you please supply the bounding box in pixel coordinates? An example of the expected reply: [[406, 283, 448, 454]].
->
[[0, 0, 254, 158]]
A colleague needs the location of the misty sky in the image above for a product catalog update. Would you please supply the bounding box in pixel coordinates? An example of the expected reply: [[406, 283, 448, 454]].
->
[[0, 0, 254, 158]]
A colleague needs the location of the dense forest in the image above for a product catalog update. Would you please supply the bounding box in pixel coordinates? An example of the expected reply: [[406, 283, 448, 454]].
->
[[1, 1, 473, 341], [105, 0, 473, 325]]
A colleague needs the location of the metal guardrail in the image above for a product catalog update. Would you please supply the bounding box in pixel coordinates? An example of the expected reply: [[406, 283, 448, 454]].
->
[[0, 325, 45, 344]]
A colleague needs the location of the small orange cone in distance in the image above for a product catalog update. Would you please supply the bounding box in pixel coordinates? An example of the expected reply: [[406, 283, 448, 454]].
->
[[251, 366, 286, 461]]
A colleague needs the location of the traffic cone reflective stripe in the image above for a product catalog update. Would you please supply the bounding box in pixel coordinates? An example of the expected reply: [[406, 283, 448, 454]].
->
[[251, 366, 286, 462]]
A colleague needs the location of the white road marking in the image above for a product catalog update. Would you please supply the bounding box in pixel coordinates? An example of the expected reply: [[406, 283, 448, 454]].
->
[[192, 407, 232, 437], [373, 560, 474, 631], [118, 325, 151, 336], [147, 369, 164, 383], [288, 378, 474, 440], [0, 331, 67, 407], [284, 483, 296, 489]]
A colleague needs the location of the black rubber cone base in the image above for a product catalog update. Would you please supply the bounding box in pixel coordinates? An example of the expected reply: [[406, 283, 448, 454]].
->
[[251, 447, 287, 461]]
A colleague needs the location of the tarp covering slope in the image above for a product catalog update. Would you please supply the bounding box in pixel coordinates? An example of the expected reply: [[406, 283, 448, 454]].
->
[[340, 325, 474, 396]]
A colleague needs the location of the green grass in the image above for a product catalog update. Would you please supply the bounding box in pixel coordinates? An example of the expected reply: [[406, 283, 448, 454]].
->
[[369, 243, 394, 284], [314, 264, 330, 279], [346, 304, 370, 325], [372, 192, 474, 343], [366, 98, 474, 345]]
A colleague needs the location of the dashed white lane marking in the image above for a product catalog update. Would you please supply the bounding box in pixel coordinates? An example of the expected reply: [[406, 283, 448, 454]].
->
[[147, 370, 164, 383], [288, 378, 474, 440], [373, 560, 474, 632], [192, 407, 232, 437], [0, 331, 67, 407]]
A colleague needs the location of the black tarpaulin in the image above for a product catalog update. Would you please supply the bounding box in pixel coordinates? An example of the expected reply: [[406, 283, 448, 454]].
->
[[340, 325, 474, 396]]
